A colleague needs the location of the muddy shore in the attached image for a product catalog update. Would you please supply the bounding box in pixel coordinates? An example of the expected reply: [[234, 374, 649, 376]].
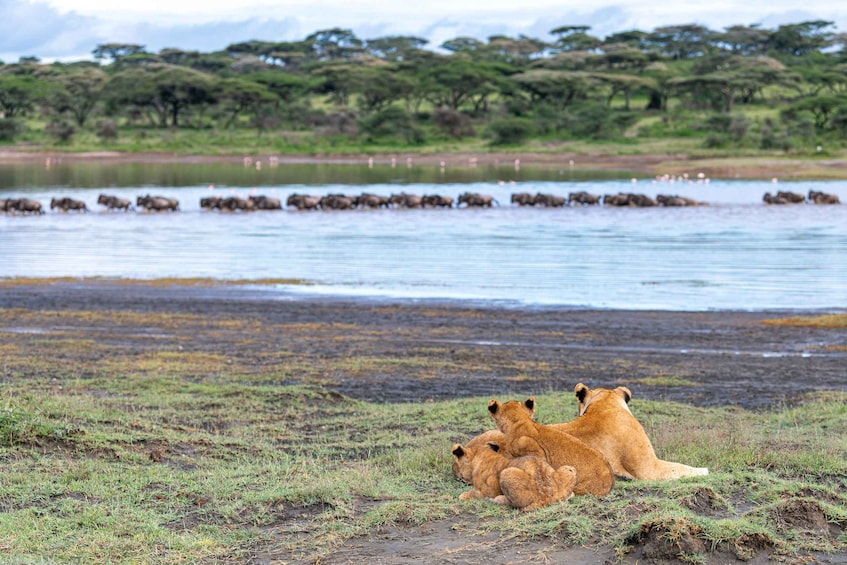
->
[[3, 148, 847, 179], [2, 281, 844, 409]]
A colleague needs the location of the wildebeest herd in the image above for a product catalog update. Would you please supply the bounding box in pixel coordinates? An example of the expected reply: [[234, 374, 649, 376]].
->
[[762, 190, 841, 205], [0, 189, 840, 215]]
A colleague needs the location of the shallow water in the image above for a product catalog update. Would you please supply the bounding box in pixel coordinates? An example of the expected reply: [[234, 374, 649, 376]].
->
[[1, 162, 846, 311]]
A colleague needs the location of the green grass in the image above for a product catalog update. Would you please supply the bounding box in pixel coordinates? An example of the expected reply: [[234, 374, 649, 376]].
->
[[1, 370, 845, 562], [6, 111, 847, 165]]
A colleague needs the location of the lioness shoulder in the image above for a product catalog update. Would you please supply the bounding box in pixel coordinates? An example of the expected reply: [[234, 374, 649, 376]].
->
[[550, 383, 709, 480]]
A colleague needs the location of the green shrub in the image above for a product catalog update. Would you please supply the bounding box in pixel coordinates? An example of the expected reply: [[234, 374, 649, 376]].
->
[[487, 117, 535, 145], [703, 133, 729, 148], [556, 102, 639, 139], [45, 119, 75, 143], [96, 119, 118, 140], [358, 107, 423, 144], [431, 108, 474, 139], [0, 118, 21, 141]]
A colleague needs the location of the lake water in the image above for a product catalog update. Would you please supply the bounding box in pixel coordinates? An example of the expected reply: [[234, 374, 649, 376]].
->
[[1, 160, 846, 311]]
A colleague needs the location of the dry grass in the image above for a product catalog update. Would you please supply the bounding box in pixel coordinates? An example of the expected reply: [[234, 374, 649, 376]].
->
[[762, 314, 847, 328]]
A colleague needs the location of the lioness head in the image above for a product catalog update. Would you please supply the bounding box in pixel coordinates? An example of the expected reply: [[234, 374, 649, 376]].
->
[[574, 383, 632, 416]]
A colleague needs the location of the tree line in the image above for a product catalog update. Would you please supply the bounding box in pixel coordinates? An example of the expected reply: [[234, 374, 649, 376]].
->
[[1, 21, 846, 150]]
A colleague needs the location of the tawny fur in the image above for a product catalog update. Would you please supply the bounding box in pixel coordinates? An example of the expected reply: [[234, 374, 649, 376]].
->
[[550, 383, 709, 480], [451, 442, 510, 500], [452, 429, 505, 483], [495, 458, 577, 512], [451, 443, 578, 511], [487, 397, 615, 496]]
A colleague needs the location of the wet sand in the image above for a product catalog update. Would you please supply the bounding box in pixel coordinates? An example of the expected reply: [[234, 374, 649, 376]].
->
[[1, 281, 844, 409]]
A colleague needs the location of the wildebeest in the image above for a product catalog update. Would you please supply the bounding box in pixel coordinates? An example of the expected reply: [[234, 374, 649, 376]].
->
[[357, 193, 390, 209], [51, 197, 88, 212], [286, 193, 321, 210], [422, 194, 454, 208], [776, 191, 805, 204], [219, 196, 255, 212], [457, 192, 497, 207], [534, 193, 567, 207], [808, 190, 840, 205], [249, 195, 282, 210], [319, 194, 355, 210], [604, 193, 656, 207], [763, 192, 789, 205], [568, 191, 601, 205], [510, 192, 537, 206], [137, 194, 179, 212], [200, 196, 222, 210], [656, 194, 707, 207], [98, 193, 133, 211], [389, 192, 424, 208], [3, 198, 44, 214]]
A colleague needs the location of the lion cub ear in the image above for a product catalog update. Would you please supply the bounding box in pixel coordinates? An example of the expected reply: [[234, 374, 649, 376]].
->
[[617, 386, 633, 403], [574, 383, 590, 403], [486, 442, 500, 453], [524, 397, 535, 411], [487, 399, 500, 415], [452, 444, 466, 458]]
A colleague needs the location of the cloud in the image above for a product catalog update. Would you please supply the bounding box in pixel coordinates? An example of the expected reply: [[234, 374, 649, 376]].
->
[[3, 0, 847, 63], [0, 0, 98, 61], [121, 18, 304, 53]]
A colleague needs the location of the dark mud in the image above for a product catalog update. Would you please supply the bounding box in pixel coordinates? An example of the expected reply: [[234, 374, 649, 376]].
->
[[1, 281, 845, 409]]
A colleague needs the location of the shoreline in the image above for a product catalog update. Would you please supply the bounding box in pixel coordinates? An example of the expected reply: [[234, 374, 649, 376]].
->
[[3, 277, 845, 315], [2, 279, 845, 409], [3, 147, 847, 180]]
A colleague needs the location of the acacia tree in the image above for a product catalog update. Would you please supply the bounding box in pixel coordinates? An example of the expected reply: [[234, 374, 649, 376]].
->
[[550, 25, 602, 52], [672, 55, 796, 111], [713, 25, 772, 55], [511, 69, 595, 108], [306, 28, 364, 61], [768, 21, 835, 56], [592, 73, 656, 109], [109, 65, 217, 127], [421, 58, 508, 113], [0, 74, 53, 116], [217, 78, 279, 128], [485, 35, 549, 65], [354, 66, 416, 113], [647, 24, 716, 59], [49, 67, 109, 126], [365, 36, 429, 61]]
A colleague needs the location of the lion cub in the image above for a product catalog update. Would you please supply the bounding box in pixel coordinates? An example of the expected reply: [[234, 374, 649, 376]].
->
[[487, 397, 615, 496], [550, 384, 709, 480], [451, 442, 578, 511], [452, 429, 505, 483]]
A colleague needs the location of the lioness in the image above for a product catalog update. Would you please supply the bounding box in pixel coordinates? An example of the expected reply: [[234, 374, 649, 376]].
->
[[488, 397, 615, 496], [451, 442, 577, 511], [550, 383, 709, 480]]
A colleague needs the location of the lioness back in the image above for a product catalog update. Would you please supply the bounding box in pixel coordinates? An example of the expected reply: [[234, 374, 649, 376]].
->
[[551, 383, 708, 480]]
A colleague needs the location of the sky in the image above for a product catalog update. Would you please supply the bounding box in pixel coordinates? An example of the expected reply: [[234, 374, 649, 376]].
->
[[2, 0, 847, 63]]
